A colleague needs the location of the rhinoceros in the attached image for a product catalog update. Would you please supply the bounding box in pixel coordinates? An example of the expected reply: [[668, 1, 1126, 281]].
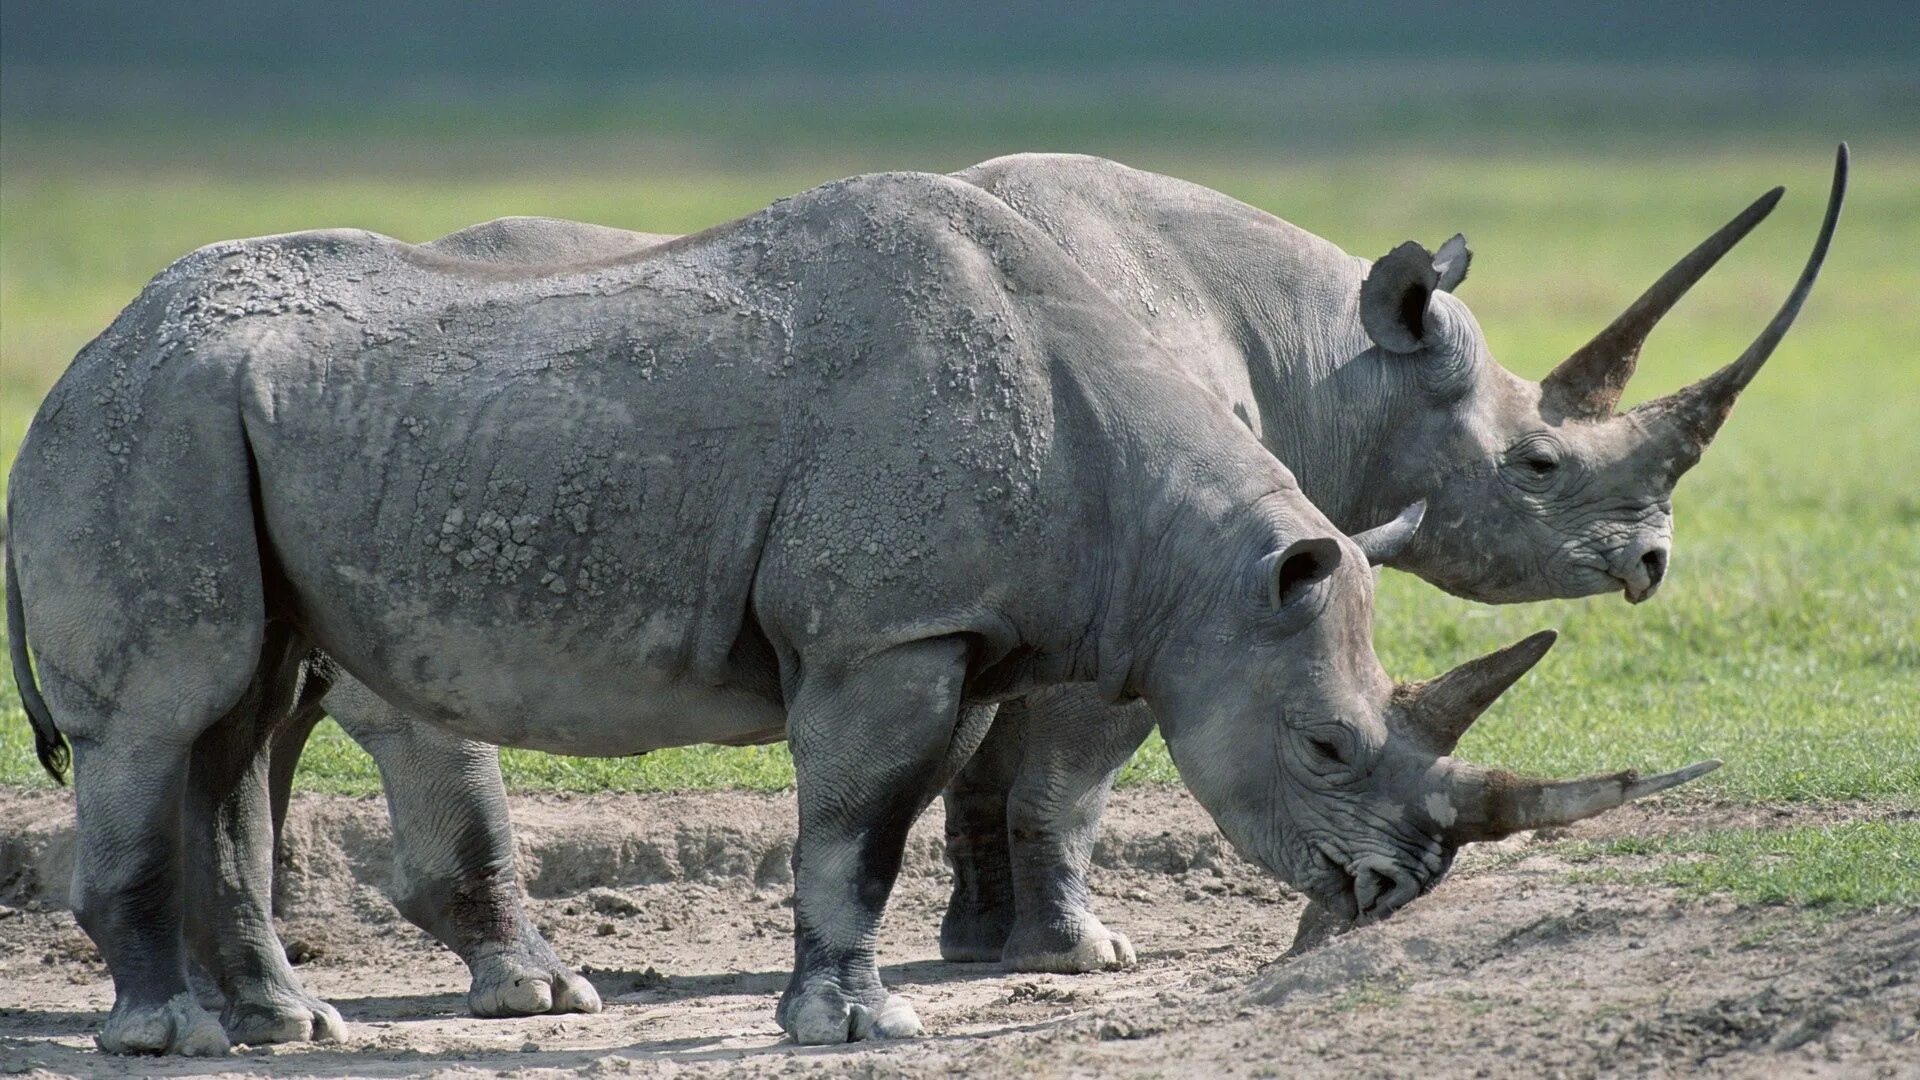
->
[[6, 168, 1718, 1054], [247, 145, 1847, 1011]]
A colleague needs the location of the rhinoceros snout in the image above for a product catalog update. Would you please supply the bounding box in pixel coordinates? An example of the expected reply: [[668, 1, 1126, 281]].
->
[[1314, 845, 1425, 924]]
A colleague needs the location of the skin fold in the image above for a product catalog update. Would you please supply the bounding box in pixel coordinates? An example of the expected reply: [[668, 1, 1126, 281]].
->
[[4, 168, 1724, 1055]]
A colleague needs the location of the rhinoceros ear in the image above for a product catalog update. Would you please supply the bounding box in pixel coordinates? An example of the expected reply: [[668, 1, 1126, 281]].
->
[[1258, 537, 1344, 612], [1361, 241, 1441, 354], [1434, 233, 1472, 292], [1362, 236, 1474, 354]]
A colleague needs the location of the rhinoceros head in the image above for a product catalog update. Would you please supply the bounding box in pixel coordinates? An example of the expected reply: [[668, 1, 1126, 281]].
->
[[1350, 146, 1846, 604], [1146, 513, 1717, 922]]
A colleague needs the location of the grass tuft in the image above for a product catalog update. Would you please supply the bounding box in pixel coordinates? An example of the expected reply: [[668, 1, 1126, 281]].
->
[[1555, 821, 1920, 910]]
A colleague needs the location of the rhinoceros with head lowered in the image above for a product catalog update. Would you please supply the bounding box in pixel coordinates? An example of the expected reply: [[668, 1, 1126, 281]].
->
[[6, 169, 1717, 1054], [933, 144, 1844, 970], [256, 146, 1845, 1000]]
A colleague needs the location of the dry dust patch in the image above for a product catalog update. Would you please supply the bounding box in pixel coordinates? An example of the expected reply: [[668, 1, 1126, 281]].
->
[[0, 788, 1913, 1078]]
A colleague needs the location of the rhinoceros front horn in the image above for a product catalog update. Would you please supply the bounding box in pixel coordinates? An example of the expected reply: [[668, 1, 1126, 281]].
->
[[1629, 143, 1848, 474], [1539, 183, 1785, 422], [1399, 629, 1556, 753], [1441, 759, 1722, 842]]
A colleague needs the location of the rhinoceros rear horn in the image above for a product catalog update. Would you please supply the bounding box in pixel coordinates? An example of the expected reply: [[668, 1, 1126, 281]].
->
[[1443, 759, 1722, 841], [1630, 143, 1848, 473], [1351, 500, 1425, 566], [1400, 629, 1556, 752], [1539, 181, 1786, 422]]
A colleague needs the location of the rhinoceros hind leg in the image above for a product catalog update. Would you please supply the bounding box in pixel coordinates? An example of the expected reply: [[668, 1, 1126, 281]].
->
[[66, 730, 230, 1057], [777, 638, 987, 1045], [16, 359, 278, 1055], [994, 687, 1155, 974], [264, 697, 327, 915], [182, 635, 345, 1046], [938, 708, 1023, 962], [323, 678, 599, 1017]]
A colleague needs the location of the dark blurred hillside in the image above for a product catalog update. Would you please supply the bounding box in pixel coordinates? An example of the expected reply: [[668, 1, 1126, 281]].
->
[[2, 1, 1914, 163], [7, 0, 1916, 78]]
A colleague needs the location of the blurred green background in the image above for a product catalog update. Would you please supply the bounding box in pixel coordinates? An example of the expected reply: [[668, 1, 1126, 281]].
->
[[2, 4, 1916, 827]]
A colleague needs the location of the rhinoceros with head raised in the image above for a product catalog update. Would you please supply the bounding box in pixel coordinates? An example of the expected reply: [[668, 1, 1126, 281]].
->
[[254, 146, 1844, 1001], [7, 168, 1716, 1054], [933, 144, 1844, 970]]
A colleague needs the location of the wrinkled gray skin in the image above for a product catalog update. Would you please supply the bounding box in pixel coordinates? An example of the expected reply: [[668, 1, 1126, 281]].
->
[[7, 169, 1718, 1055], [265, 147, 1846, 998]]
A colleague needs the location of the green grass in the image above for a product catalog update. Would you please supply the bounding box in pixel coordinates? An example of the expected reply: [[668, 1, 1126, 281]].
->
[[1555, 821, 1920, 909], [2, 137, 1916, 842]]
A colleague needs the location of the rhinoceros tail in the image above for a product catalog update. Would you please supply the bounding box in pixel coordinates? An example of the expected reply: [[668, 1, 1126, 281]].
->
[[5, 541, 67, 784]]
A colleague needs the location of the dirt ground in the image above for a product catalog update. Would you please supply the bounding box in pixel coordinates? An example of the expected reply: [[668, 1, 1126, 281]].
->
[[0, 787, 1914, 1078]]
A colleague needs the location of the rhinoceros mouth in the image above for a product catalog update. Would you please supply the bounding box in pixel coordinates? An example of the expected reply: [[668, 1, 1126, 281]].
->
[[1312, 841, 1428, 924]]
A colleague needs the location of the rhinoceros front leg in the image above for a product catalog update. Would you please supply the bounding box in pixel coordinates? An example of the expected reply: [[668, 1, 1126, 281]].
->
[[995, 685, 1154, 973], [181, 673, 346, 1047], [320, 678, 600, 1017], [1286, 898, 1359, 956], [939, 687, 1154, 972], [777, 637, 990, 1045]]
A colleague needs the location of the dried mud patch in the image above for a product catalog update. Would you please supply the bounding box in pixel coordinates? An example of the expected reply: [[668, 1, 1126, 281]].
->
[[0, 788, 1913, 1078]]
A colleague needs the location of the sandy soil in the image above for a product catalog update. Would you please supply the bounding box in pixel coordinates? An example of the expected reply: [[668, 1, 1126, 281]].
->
[[0, 787, 1914, 1078]]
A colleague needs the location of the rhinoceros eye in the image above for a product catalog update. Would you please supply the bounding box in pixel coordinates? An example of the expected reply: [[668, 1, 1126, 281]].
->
[[1506, 435, 1565, 484], [1308, 736, 1346, 765]]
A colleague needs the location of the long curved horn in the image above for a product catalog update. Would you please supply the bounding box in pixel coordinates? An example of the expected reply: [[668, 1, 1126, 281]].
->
[[1630, 144, 1849, 471], [1398, 629, 1556, 753], [1441, 759, 1722, 841], [1540, 186, 1784, 421]]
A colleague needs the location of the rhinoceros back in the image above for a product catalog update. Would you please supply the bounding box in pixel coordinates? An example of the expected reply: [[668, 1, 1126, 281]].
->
[[422, 216, 673, 265], [9, 168, 1186, 755], [140, 173, 1088, 748]]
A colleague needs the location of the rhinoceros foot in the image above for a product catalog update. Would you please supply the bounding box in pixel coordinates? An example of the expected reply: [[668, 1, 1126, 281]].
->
[[778, 984, 923, 1045], [97, 992, 229, 1056], [222, 981, 346, 1046], [467, 947, 602, 1018], [938, 897, 1016, 963], [1001, 916, 1137, 974]]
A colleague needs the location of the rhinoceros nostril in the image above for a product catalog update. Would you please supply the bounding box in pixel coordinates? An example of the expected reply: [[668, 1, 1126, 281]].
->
[[1617, 540, 1669, 603], [1640, 547, 1668, 587]]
